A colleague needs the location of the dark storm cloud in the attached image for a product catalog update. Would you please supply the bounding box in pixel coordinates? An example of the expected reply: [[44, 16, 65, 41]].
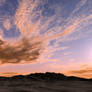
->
[[0, 37, 43, 64]]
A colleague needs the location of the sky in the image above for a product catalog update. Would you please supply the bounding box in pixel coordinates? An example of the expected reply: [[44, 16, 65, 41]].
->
[[0, 0, 92, 78]]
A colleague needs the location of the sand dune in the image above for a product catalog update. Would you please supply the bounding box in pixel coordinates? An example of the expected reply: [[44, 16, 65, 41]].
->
[[0, 72, 92, 92]]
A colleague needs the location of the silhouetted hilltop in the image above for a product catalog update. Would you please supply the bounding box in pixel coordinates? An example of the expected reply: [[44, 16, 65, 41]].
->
[[0, 72, 92, 81]]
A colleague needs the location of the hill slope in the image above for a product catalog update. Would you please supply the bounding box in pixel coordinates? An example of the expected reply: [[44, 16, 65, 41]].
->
[[0, 72, 92, 92]]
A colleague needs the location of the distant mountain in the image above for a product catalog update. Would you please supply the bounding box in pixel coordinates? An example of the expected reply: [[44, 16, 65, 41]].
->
[[0, 72, 92, 81]]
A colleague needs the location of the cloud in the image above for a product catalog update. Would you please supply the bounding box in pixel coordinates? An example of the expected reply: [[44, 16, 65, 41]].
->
[[69, 68, 92, 74], [0, 28, 3, 39], [3, 19, 11, 30], [0, 37, 44, 64], [64, 63, 92, 78], [0, 72, 20, 77], [14, 0, 92, 63], [64, 52, 72, 56], [66, 68, 92, 78], [69, 0, 87, 17], [14, 0, 41, 36], [0, 0, 5, 6], [0, 0, 92, 65]]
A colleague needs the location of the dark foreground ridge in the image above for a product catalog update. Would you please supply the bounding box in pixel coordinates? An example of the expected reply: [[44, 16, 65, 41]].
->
[[0, 72, 92, 92], [0, 72, 92, 81]]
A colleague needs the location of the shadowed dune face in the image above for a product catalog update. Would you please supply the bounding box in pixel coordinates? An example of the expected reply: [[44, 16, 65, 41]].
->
[[0, 37, 44, 64]]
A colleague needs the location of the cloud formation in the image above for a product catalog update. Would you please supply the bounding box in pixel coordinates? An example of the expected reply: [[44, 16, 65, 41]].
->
[[0, 0, 92, 65], [0, 72, 20, 77], [3, 19, 11, 31], [0, 37, 44, 64], [69, 69, 92, 74], [67, 68, 92, 78], [0, 0, 5, 6]]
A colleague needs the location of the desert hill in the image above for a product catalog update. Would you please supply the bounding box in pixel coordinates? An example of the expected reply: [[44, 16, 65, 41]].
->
[[0, 72, 92, 81], [0, 72, 92, 92]]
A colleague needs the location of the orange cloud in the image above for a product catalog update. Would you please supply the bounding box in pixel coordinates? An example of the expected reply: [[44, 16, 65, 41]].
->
[[3, 19, 11, 30], [14, 0, 41, 36], [69, 69, 92, 74], [0, 0, 91, 65], [0, 37, 44, 64], [0, 28, 3, 39], [0, 72, 20, 77], [66, 68, 92, 78]]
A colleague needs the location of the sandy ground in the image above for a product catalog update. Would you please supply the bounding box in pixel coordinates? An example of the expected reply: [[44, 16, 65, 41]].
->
[[0, 79, 92, 92]]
